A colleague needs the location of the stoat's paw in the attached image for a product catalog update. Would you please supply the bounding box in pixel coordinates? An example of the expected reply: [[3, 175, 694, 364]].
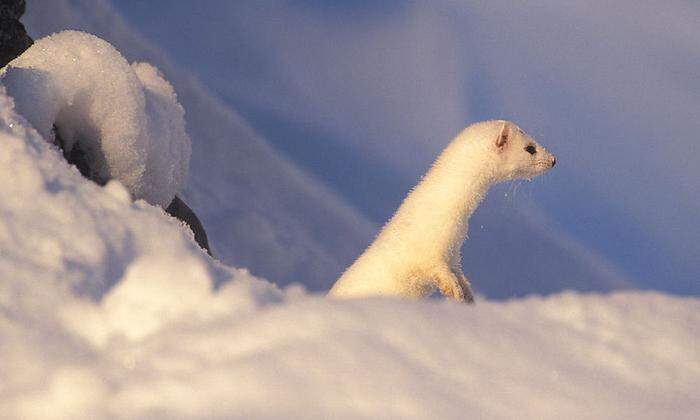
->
[[458, 275, 475, 305], [435, 270, 466, 302], [440, 282, 465, 301]]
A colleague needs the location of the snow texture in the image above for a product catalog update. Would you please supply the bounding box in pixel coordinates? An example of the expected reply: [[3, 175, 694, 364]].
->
[[1, 30, 190, 207]]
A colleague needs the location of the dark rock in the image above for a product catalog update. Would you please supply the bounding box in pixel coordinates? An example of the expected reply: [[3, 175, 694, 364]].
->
[[0, 0, 26, 20], [166, 196, 212, 255], [0, 0, 31, 68], [54, 125, 108, 186]]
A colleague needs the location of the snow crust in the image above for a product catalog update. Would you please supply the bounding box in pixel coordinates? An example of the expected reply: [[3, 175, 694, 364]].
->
[[1, 30, 190, 207]]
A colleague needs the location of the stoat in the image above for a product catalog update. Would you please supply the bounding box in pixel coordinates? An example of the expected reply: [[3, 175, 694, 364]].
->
[[329, 120, 556, 302]]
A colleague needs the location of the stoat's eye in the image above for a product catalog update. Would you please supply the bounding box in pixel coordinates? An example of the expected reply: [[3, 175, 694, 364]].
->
[[525, 145, 537, 155]]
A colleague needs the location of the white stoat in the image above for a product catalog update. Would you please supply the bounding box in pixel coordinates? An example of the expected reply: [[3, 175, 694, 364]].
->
[[329, 120, 556, 302]]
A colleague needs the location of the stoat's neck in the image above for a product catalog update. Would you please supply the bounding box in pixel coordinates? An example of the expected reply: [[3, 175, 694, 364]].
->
[[379, 140, 496, 254]]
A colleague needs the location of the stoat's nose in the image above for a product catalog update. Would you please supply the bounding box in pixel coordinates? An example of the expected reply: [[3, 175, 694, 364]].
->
[[551, 158, 556, 167]]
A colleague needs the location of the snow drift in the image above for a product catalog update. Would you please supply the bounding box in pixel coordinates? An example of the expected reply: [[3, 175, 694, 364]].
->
[[0, 27, 698, 420], [1, 30, 190, 207]]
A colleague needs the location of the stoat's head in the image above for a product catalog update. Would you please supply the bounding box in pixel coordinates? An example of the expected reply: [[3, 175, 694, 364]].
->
[[485, 120, 556, 182]]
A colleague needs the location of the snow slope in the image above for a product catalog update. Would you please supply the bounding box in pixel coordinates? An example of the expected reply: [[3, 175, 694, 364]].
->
[[111, 1, 700, 298]]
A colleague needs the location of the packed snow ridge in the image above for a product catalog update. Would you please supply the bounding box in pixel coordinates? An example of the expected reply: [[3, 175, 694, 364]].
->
[[1, 31, 698, 419], [1, 30, 190, 207]]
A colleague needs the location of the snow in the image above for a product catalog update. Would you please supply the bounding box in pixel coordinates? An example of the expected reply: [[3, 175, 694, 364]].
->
[[0, 3, 697, 419], [1, 30, 190, 207], [0, 87, 697, 419]]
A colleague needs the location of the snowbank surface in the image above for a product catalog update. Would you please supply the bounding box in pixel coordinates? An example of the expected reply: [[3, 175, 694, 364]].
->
[[0, 32, 698, 420], [1, 30, 190, 207]]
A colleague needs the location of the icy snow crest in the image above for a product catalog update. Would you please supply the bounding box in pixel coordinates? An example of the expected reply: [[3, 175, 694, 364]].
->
[[1, 30, 190, 207]]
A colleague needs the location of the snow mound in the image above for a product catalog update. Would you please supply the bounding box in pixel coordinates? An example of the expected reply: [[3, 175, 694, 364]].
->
[[1, 30, 190, 207], [0, 80, 279, 299]]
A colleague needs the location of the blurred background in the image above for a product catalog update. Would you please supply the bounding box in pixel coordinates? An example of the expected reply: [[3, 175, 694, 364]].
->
[[25, 1, 699, 298]]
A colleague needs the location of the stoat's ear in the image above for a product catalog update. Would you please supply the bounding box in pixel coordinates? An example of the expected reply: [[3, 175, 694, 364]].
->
[[495, 122, 510, 150]]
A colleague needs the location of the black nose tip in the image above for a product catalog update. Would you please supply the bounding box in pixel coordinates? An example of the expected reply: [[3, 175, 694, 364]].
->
[[551, 158, 556, 167]]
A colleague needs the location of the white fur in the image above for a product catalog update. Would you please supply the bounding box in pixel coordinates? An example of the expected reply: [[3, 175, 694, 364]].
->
[[329, 120, 555, 302]]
